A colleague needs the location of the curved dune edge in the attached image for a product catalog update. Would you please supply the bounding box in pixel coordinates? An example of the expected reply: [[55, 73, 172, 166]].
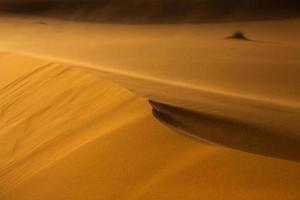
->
[[0, 53, 300, 200], [0, 16, 298, 133], [150, 100, 300, 162]]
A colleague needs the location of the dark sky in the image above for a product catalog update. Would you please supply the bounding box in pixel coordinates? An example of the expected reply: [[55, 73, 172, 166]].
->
[[1, 0, 300, 23]]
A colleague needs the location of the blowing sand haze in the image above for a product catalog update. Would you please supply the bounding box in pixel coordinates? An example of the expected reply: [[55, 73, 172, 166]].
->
[[0, 0, 300, 199]]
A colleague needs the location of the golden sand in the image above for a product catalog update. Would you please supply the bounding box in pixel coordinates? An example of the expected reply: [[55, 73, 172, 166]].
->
[[0, 53, 299, 200], [0, 2, 299, 198]]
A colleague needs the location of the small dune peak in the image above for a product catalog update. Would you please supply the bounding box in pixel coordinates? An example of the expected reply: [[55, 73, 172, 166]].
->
[[226, 31, 250, 41]]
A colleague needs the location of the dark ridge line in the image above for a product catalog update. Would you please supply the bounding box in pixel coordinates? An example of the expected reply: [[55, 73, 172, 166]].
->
[[0, 0, 300, 24], [149, 100, 300, 162]]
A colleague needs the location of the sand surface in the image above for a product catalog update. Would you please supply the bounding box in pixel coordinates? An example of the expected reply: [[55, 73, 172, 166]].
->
[[0, 53, 300, 200], [0, 16, 299, 158], [0, 2, 300, 199]]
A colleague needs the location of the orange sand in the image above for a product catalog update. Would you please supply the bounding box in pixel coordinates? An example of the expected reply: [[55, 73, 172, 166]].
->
[[0, 53, 299, 200], [0, 5, 299, 199]]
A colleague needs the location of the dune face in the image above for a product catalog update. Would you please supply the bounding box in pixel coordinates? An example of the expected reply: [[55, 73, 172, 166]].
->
[[0, 0, 300, 199], [0, 54, 151, 194], [1, 54, 300, 200]]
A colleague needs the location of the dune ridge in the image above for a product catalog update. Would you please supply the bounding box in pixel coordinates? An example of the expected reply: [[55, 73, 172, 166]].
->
[[0, 53, 300, 199], [150, 100, 300, 162], [0, 16, 298, 161], [0, 0, 299, 196], [0, 16, 299, 161], [0, 16, 299, 142]]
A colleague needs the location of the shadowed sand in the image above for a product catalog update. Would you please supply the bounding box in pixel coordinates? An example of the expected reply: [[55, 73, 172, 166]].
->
[[150, 100, 300, 162]]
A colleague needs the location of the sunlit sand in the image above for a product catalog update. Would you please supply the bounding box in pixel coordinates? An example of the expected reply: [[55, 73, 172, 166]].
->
[[0, 1, 300, 199]]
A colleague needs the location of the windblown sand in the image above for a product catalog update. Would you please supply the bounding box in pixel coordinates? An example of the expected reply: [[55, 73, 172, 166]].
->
[[0, 53, 300, 200], [1, 16, 299, 157], [0, 3, 299, 198]]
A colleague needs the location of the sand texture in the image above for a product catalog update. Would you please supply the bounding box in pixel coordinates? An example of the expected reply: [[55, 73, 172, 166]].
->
[[0, 53, 299, 200], [0, 1, 300, 199]]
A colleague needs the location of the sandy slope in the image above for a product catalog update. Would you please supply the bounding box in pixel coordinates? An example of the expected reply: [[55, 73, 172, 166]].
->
[[0, 52, 48, 88], [0, 53, 300, 200], [0, 16, 299, 159], [0, 4, 299, 198], [0, 56, 149, 192]]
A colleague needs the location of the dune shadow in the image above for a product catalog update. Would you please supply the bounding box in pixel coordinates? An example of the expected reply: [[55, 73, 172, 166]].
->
[[149, 100, 300, 162], [0, 0, 300, 24]]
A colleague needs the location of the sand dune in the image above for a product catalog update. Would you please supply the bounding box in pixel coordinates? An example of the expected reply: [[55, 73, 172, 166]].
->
[[0, 58, 147, 192], [0, 53, 300, 200], [1, 16, 297, 158], [0, 1, 300, 199]]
